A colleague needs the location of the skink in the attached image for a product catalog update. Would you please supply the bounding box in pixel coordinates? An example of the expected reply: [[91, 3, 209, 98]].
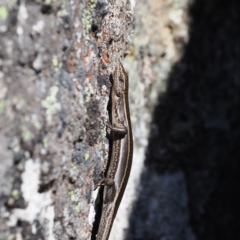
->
[[95, 62, 133, 240]]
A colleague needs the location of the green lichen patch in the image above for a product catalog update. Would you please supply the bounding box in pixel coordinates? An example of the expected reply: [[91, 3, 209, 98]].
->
[[61, 0, 66, 8], [0, 6, 8, 20], [21, 126, 32, 142], [68, 190, 77, 202], [82, 10, 91, 40], [8, 234, 15, 240], [44, 0, 52, 4], [82, 0, 96, 40], [52, 55, 58, 67], [43, 137, 48, 148], [41, 86, 61, 122], [100, 119, 107, 137], [75, 202, 80, 213], [84, 153, 89, 161], [33, 119, 42, 130], [84, 87, 91, 103], [89, 0, 96, 11], [12, 189, 20, 200], [71, 163, 77, 170]]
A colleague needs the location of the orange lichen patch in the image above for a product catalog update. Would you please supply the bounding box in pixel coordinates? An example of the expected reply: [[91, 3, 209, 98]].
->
[[86, 177, 91, 186], [85, 226, 90, 233], [43, 69, 49, 77], [67, 57, 77, 72], [86, 75, 92, 81], [67, 58, 75, 67], [102, 49, 109, 64], [84, 55, 90, 65], [87, 168, 92, 177]]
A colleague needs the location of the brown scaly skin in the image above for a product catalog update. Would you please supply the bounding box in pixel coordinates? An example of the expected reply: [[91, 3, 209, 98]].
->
[[95, 63, 133, 240]]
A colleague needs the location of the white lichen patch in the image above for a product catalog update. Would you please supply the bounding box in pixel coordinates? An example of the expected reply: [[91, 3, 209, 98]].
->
[[88, 189, 99, 227], [32, 20, 45, 34], [8, 159, 55, 240], [17, 3, 28, 24], [129, 0, 135, 9]]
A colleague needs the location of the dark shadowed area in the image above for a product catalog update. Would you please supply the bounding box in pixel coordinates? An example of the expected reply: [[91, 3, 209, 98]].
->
[[127, 0, 240, 239]]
